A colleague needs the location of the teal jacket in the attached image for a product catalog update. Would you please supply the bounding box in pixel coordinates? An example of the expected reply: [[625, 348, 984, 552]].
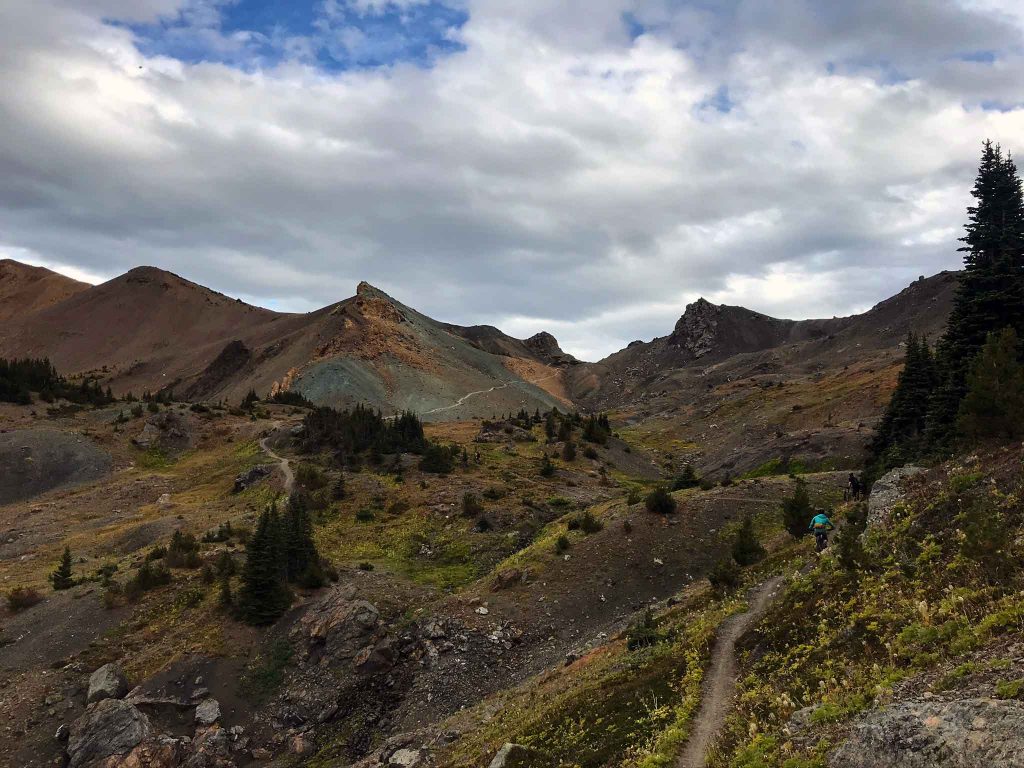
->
[[809, 513, 834, 531]]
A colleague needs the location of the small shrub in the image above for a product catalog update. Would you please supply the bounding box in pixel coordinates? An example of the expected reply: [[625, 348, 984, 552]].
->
[[358, 562, 375, 571], [418, 443, 456, 474], [462, 492, 483, 517], [125, 561, 172, 601], [582, 446, 598, 460], [146, 545, 167, 561], [576, 510, 603, 534], [555, 534, 571, 554], [626, 609, 660, 650], [561, 441, 577, 461], [165, 530, 201, 569], [355, 508, 375, 523], [995, 679, 1024, 699], [539, 454, 555, 478], [645, 486, 677, 515], [475, 517, 492, 533], [626, 486, 643, 505], [671, 464, 700, 490], [731, 515, 766, 566], [708, 558, 740, 591], [6, 587, 43, 613], [482, 486, 507, 501]]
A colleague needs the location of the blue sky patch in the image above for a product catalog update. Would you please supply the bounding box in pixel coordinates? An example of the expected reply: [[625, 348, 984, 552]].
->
[[112, 0, 468, 71]]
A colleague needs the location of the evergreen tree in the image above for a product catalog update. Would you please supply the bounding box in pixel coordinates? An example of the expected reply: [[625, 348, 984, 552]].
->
[[561, 441, 577, 461], [539, 453, 555, 477], [868, 333, 936, 475], [544, 411, 557, 441], [927, 141, 1024, 450], [671, 463, 700, 490], [283, 493, 320, 584], [50, 545, 75, 590], [237, 505, 291, 625], [781, 479, 812, 538], [218, 571, 233, 609], [956, 327, 1024, 442], [731, 515, 766, 566]]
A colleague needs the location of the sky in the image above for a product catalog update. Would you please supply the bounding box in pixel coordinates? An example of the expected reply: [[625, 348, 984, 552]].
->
[[2, 1, 1024, 360]]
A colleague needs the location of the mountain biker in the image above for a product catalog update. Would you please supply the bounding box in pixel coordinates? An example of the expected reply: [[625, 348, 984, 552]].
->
[[847, 473, 861, 500], [809, 509, 835, 552]]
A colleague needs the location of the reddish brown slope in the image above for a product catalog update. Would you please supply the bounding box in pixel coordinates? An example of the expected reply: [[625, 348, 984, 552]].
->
[[0, 259, 89, 323]]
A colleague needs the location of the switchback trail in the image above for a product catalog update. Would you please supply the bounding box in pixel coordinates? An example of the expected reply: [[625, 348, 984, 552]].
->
[[259, 429, 294, 495], [420, 370, 563, 416], [676, 575, 784, 768]]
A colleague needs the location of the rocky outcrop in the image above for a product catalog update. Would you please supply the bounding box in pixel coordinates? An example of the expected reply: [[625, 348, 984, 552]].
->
[[829, 698, 1024, 767], [524, 332, 578, 366], [669, 298, 723, 359], [474, 421, 536, 444], [67, 698, 152, 768], [867, 466, 926, 529], [134, 411, 192, 453], [194, 698, 221, 725], [232, 465, 271, 493], [87, 662, 129, 704], [292, 585, 381, 665], [488, 743, 540, 768]]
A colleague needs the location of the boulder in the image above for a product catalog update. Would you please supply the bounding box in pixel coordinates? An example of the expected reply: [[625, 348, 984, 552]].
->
[[490, 569, 528, 592], [232, 465, 271, 493], [182, 725, 234, 768], [67, 698, 153, 768], [867, 466, 926, 529], [87, 663, 129, 704], [830, 698, 1024, 768], [292, 586, 380, 663], [108, 736, 183, 768], [488, 743, 538, 768], [135, 411, 192, 453], [194, 698, 221, 725], [388, 748, 422, 767], [354, 638, 397, 674]]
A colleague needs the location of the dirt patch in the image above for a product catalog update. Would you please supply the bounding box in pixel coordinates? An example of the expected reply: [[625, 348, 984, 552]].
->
[[0, 429, 112, 506]]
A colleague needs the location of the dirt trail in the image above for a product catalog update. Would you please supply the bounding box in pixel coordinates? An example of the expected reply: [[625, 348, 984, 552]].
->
[[421, 370, 563, 416], [259, 430, 294, 495], [676, 575, 784, 768]]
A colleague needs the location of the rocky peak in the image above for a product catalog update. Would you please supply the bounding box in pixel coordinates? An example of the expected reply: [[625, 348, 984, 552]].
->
[[525, 331, 578, 366], [669, 298, 723, 359], [354, 281, 405, 323]]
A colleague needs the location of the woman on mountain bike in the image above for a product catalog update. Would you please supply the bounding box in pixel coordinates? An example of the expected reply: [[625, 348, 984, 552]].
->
[[809, 509, 835, 552]]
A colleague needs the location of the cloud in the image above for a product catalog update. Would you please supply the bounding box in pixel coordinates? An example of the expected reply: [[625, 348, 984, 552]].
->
[[0, 0, 1022, 360]]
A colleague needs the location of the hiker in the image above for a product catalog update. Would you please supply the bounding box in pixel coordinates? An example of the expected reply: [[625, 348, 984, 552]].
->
[[809, 509, 835, 552], [848, 473, 861, 501]]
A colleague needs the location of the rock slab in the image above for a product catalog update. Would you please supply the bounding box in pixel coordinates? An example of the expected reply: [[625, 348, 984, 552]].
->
[[830, 698, 1024, 768], [87, 662, 129, 704]]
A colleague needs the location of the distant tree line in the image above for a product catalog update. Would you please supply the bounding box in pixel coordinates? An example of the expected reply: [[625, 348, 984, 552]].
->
[[0, 357, 114, 406], [869, 140, 1024, 477]]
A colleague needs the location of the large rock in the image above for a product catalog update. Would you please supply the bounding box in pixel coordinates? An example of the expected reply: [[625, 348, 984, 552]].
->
[[106, 736, 182, 768], [830, 698, 1024, 768], [488, 743, 538, 768], [134, 411, 192, 453], [194, 698, 221, 725], [87, 663, 129, 704], [182, 725, 235, 768], [867, 466, 926, 529], [67, 698, 153, 768], [292, 585, 380, 663]]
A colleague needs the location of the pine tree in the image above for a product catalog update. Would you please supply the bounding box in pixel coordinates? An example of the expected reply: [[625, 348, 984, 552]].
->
[[781, 479, 812, 538], [928, 141, 1024, 450], [50, 545, 75, 590], [544, 411, 557, 441], [956, 327, 1024, 442], [283, 493, 321, 585], [868, 333, 936, 475], [731, 515, 766, 566], [672, 463, 700, 490], [237, 505, 291, 625]]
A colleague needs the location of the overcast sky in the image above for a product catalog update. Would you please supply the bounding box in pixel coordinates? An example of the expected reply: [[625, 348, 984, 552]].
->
[[2, 0, 1023, 360]]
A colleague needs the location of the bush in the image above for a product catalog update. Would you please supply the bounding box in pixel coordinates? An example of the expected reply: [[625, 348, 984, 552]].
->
[[165, 530, 201, 569], [146, 545, 167, 561], [561, 441, 577, 461], [672, 464, 700, 490], [781, 479, 812, 538], [358, 561, 375, 571], [356, 508, 375, 522], [419, 443, 456, 474], [582, 446, 599, 460], [731, 515, 766, 566], [6, 586, 43, 613], [626, 609, 660, 650], [125, 561, 172, 600], [708, 558, 740, 590], [555, 534, 570, 554], [482, 486, 506, 500], [645, 486, 677, 515], [836, 504, 869, 572], [539, 454, 555, 478], [462, 492, 483, 517], [575, 510, 603, 534], [626, 486, 643, 505]]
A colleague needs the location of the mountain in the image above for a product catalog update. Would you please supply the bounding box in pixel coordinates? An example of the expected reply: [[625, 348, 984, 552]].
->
[[0, 259, 88, 323], [568, 271, 960, 476], [0, 262, 570, 419]]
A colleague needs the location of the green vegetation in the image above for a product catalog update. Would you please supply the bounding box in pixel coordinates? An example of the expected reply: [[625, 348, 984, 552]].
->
[[239, 638, 293, 703], [780, 479, 812, 538], [302, 404, 427, 456], [645, 486, 677, 515], [0, 357, 115, 406], [956, 326, 1024, 441], [709, 450, 1024, 767], [49, 546, 75, 590], [237, 505, 293, 625], [730, 515, 765, 567]]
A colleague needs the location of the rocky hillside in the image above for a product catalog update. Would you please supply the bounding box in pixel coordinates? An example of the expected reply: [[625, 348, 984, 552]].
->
[[0, 259, 88, 323], [0, 262, 570, 420]]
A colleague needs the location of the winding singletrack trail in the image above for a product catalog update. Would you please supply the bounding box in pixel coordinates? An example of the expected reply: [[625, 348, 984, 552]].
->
[[676, 575, 785, 768], [259, 429, 294, 495], [420, 370, 564, 416]]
